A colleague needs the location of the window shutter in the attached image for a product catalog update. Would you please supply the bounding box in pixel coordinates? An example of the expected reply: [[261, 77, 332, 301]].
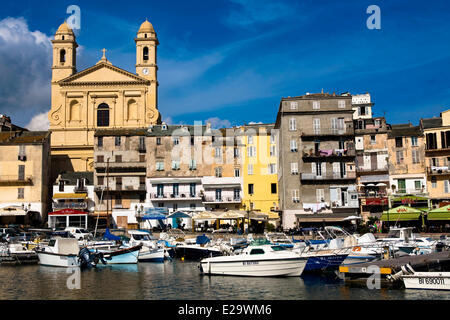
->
[[311, 163, 316, 175]]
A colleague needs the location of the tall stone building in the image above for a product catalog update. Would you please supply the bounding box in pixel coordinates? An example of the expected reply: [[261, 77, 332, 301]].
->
[[48, 20, 161, 178], [275, 92, 358, 230]]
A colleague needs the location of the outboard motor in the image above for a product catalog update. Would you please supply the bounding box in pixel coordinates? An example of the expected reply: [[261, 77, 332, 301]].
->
[[78, 247, 107, 269]]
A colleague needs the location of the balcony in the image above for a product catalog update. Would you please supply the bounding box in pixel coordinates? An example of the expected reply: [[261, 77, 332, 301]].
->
[[301, 129, 353, 140], [302, 148, 355, 160], [202, 196, 242, 204], [427, 166, 450, 176], [150, 193, 203, 201], [391, 188, 426, 196], [94, 185, 146, 192], [0, 175, 33, 186], [52, 202, 88, 210], [300, 172, 356, 181], [356, 166, 389, 174]]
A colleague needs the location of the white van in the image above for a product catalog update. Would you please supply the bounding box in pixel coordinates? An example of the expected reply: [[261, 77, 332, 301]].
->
[[64, 227, 92, 240]]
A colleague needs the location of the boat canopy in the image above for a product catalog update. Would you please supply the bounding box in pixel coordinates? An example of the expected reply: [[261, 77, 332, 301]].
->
[[166, 211, 191, 219], [196, 234, 211, 245], [381, 205, 424, 221], [427, 205, 450, 221], [103, 228, 121, 241]]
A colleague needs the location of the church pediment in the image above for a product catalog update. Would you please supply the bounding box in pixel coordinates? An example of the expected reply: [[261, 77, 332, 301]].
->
[[58, 62, 149, 86]]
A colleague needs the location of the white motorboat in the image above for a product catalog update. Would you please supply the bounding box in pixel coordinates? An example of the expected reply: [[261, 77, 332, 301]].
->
[[35, 237, 80, 267], [396, 264, 450, 290], [199, 245, 307, 277], [128, 230, 164, 262]]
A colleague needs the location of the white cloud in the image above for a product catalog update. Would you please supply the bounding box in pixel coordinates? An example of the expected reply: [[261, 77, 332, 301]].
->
[[0, 17, 52, 127], [205, 117, 231, 129], [25, 111, 49, 131]]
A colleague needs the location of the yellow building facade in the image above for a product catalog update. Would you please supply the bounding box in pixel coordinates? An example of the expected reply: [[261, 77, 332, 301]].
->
[[48, 20, 161, 178], [238, 124, 279, 216]]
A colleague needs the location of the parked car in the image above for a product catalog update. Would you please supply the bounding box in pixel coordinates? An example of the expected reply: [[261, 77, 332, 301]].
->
[[64, 227, 92, 240]]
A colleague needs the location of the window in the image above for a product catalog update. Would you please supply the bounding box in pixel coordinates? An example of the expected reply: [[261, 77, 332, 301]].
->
[[18, 165, 25, 181], [250, 249, 265, 255], [189, 159, 197, 170], [270, 145, 276, 157], [172, 160, 180, 170], [190, 136, 195, 146], [338, 100, 346, 108], [411, 136, 418, 147], [190, 203, 196, 210], [190, 183, 196, 197], [271, 183, 277, 194], [139, 177, 145, 187], [316, 189, 325, 202], [234, 147, 240, 159], [445, 181, 449, 194], [432, 177, 437, 188], [116, 177, 122, 190], [157, 184, 164, 197], [370, 135, 376, 144], [115, 195, 122, 206], [59, 180, 65, 192], [248, 164, 253, 175], [143, 47, 149, 61], [268, 163, 277, 174], [115, 155, 122, 163], [313, 101, 320, 110], [115, 136, 121, 147], [98, 137, 103, 148], [97, 155, 104, 163], [156, 137, 162, 145], [247, 146, 256, 157], [289, 118, 297, 131], [215, 147, 222, 158], [60, 49, 66, 63], [215, 167, 222, 177], [18, 145, 26, 159], [248, 184, 254, 195], [313, 118, 320, 134], [97, 103, 110, 127], [412, 149, 420, 164], [18, 188, 24, 199], [173, 137, 180, 146], [156, 161, 164, 171], [139, 137, 146, 151], [234, 188, 240, 200], [173, 184, 179, 197], [292, 190, 300, 203], [234, 169, 240, 177], [139, 154, 146, 162], [396, 151, 404, 164], [248, 135, 254, 144], [215, 189, 222, 201], [415, 180, 422, 191], [290, 140, 298, 152], [426, 133, 437, 150], [290, 101, 298, 110], [291, 162, 298, 175], [359, 106, 366, 115], [395, 137, 403, 148]]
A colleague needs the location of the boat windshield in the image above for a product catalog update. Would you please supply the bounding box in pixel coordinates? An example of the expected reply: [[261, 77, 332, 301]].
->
[[387, 230, 401, 238], [48, 239, 56, 247], [271, 245, 287, 251], [133, 234, 150, 241]]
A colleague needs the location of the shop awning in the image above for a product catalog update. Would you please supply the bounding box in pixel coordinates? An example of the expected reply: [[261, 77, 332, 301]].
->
[[217, 211, 246, 219], [381, 205, 424, 221], [427, 205, 450, 221], [166, 211, 192, 219], [53, 193, 88, 200], [192, 212, 222, 220], [48, 209, 87, 216], [0, 206, 27, 216]]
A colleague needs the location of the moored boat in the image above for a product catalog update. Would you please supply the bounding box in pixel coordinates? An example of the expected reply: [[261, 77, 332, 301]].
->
[[35, 237, 80, 267], [93, 244, 142, 264], [199, 245, 307, 277]]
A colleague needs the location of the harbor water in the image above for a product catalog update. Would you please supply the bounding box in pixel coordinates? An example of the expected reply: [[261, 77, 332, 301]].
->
[[0, 261, 449, 300]]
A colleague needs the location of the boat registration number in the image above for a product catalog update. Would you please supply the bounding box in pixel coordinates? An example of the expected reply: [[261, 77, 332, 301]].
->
[[243, 261, 259, 265], [418, 277, 445, 285]]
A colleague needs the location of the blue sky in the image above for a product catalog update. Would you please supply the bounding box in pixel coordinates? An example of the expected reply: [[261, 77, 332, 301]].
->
[[0, 0, 449, 129]]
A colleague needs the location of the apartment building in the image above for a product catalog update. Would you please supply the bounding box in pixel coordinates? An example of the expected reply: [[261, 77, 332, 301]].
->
[[93, 129, 148, 228], [0, 129, 51, 225], [275, 92, 358, 229], [421, 110, 450, 205], [387, 124, 428, 208]]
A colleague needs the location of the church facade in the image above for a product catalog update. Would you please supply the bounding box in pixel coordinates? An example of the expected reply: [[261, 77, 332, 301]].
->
[[48, 20, 161, 178]]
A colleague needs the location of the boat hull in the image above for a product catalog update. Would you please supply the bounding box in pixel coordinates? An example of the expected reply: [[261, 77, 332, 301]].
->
[[303, 254, 348, 272], [96, 245, 141, 265], [200, 257, 307, 277], [37, 251, 79, 268], [175, 246, 222, 261], [402, 272, 450, 290], [139, 248, 165, 263]]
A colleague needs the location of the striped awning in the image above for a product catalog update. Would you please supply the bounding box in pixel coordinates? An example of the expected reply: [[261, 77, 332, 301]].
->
[[53, 193, 88, 200]]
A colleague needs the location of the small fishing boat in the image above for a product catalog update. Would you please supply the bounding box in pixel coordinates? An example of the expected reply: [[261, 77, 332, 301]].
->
[[199, 244, 307, 277], [128, 230, 164, 263], [0, 243, 39, 265], [93, 244, 142, 265], [175, 234, 224, 261], [35, 237, 80, 267], [294, 247, 350, 272]]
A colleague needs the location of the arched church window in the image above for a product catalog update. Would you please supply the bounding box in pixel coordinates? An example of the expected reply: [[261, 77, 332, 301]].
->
[[97, 103, 110, 127], [60, 49, 66, 63], [143, 47, 149, 61]]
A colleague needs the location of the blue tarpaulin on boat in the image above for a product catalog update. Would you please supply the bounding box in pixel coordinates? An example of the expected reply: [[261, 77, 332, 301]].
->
[[196, 234, 210, 245], [103, 228, 121, 241]]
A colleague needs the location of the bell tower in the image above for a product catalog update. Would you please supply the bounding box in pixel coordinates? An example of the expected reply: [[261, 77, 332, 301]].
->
[[135, 19, 158, 81], [51, 22, 78, 83]]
